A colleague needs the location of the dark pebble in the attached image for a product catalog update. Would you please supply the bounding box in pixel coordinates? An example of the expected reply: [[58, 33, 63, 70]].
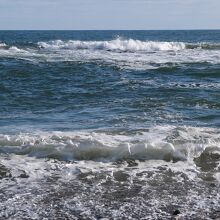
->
[[173, 210, 180, 215], [210, 183, 216, 187], [19, 173, 29, 178]]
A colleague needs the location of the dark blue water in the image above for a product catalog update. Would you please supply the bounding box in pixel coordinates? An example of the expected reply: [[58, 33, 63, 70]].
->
[[0, 31, 220, 219], [0, 30, 220, 133]]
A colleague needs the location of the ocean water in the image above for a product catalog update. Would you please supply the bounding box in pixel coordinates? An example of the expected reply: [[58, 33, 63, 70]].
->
[[0, 30, 220, 219]]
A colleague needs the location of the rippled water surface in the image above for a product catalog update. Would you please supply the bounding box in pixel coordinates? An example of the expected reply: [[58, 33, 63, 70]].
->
[[0, 30, 220, 219]]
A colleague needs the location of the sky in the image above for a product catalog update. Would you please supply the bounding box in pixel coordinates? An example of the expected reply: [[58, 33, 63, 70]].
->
[[0, 0, 220, 30]]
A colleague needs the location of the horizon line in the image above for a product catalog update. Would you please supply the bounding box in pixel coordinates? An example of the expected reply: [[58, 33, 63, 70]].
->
[[0, 29, 220, 31]]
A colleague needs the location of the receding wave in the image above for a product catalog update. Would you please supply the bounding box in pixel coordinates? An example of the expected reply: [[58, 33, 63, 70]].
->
[[0, 126, 219, 163]]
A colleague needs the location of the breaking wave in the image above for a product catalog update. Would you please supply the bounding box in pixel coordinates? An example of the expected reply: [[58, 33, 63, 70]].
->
[[1, 39, 220, 55], [0, 126, 219, 163], [38, 39, 186, 52], [1, 39, 220, 69], [38, 39, 220, 52]]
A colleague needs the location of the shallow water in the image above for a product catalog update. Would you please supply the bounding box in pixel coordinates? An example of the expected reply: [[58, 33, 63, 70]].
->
[[0, 30, 220, 219]]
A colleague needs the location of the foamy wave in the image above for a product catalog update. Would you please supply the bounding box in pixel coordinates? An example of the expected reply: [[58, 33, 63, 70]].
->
[[1, 40, 220, 70], [0, 43, 7, 47], [8, 46, 27, 53], [37, 39, 220, 52], [0, 126, 219, 162], [0, 45, 44, 62], [0, 45, 30, 54], [38, 39, 186, 52]]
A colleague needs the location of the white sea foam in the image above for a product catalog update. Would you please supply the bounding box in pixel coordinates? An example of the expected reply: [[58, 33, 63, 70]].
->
[[0, 125, 219, 219]]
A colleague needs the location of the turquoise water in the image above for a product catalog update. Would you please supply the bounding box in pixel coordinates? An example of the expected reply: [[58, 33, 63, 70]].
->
[[0, 31, 220, 219]]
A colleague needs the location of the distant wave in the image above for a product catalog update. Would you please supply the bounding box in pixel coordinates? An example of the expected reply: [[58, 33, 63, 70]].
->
[[38, 38, 186, 52], [1, 39, 220, 70], [38, 38, 220, 52], [1, 39, 220, 54]]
